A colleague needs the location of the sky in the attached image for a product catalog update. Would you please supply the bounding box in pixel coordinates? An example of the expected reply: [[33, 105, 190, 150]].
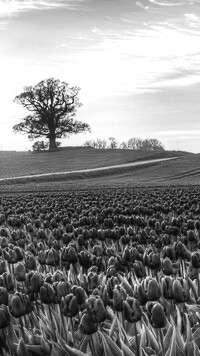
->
[[1, 0, 200, 152]]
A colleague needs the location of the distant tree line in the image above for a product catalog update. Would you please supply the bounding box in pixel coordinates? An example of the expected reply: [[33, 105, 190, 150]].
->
[[84, 137, 165, 151]]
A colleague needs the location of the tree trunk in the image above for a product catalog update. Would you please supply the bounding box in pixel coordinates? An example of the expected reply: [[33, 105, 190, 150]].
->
[[49, 135, 57, 151]]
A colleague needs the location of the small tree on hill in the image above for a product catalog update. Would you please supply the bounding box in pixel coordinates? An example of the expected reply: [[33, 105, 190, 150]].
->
[[13, 78, 90, 150]]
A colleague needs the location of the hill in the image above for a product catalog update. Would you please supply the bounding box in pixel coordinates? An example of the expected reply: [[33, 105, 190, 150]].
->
[[0, 147, 187, 179]]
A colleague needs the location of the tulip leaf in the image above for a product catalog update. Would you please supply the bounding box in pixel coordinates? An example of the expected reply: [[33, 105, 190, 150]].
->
[[101, 331, 114, 356], [100, 331, 123, 356], [118, 275, 134, 297], [141, 346, 156, 356], [54, 335, 87, 356], [26, 344, 49, 356], [166, 325, 176, 356], [186, 276, 198, 301], [143, 321, 159, 353], [163, 324, 173, 353], [120, 339, 136, 356], [78, 335, 89, 354], [140, 324, 147, 350], [194, 342, 200, 356], [185, 313, 192, 345], [176, 306, 182, 334], [91, 333, 103, 356]]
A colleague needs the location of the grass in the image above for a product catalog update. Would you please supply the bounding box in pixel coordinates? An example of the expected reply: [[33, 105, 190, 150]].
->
[[0, 147, 197, 191], [0, 146, 185, 179]]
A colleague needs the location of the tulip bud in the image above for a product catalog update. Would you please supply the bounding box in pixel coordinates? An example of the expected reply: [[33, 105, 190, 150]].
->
[[9, 249, 18, 264], [56, 281, 68, 302], [88, 272, 99, 291], [53, 270, 63, 283], [62, 246, 77, 264], [191, 252, 200, 269], [0, 286, 8, 305], [86, 296, 106, 323], [10, 293, 26, 318], [161, 276, 174, 299], [133, 261, 146, 279], [172, 278, 189, 303], [93, 245, 103, 256], [79, 312, 97, 335], [0, 260, 6, 275], [60, 294, 79, 317], [162, 257, 174, 275], [78, 251, 91, 270], [3, 272, 14, 291], [163, 245, 176, 261], [38, 250, 47, 265], [0, 305, 10, 329], [136, 283, 147, 306], [148, 252, 161, 270], [175, 241, 188, 259], [14, 246, 24, 261], [113, 287, 124, 312], [40, 283, 56, 304], [28, 272, 44, 293], [123, 297, 141, 322], [150, 302, 166, 328], [147, 279, 161, 301], [46, 248, 59, 266], [14, 263, 26, 282], [73, 286, 86, 305], [26, 254, 37, 270]]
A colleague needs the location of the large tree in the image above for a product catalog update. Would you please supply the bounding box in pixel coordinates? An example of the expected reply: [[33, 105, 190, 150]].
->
[[13, 78, 90, 150]]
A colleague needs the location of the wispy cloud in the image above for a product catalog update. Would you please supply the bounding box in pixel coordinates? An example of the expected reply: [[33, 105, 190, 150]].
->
[[0, 0, 83, 17]]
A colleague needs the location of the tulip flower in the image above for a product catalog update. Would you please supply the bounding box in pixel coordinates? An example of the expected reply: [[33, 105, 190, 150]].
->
[[148, 252, 161, 270], [28, 271, 44, 293], [79, 311, 98, 335], [2, 272, 14, 292], [172, 278, 190, 303], [147, 278, 161, 301], [86, 296, 106, 323], [38, 250, 47, 265], [40, 283, 56, 304], [25, 254, 37, 270], [162, 257, 174, 275], [0, 305, 10, 329], [123, 297, 141, 322], [113, 287, 124, 312], [73, 286, 86, 305], [14, 246, 24, 261], [191, 251, 200, 269], [161, 276, 174, 299], [0, 286, 8, 305], [0, 260, 6, 275], [137, 283, 148, 306], [60, 294, 79, 317], [150, 302, 166, 328], [133, 261, 146, 279], [9, 293, 26, 317], [14, 262, 26, 282], [62, 246, 78, 264], [56, 281, 68, 302]]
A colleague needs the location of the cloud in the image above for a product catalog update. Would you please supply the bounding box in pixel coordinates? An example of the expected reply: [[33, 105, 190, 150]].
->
[[0, 0, 83, 17]]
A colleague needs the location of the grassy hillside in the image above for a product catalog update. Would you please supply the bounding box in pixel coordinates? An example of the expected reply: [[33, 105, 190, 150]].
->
[[0, 147, 186, 179]]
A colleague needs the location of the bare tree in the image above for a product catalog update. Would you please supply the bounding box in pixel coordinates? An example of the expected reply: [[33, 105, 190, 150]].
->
[[13, 78, 90, 150], [108, 137, 118, 149]]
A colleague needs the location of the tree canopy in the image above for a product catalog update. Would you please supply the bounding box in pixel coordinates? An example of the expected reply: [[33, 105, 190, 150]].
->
[[13, 78, 90, 150]]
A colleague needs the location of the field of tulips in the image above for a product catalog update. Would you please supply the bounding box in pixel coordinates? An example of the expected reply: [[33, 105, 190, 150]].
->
[[1, 185, 200, 355]]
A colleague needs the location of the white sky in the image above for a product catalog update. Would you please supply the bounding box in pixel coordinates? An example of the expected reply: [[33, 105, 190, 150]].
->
[[1, 0, 200, 152]]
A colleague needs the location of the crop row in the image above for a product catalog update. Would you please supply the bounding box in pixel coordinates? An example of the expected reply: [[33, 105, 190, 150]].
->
[[0, 186, 200, 355]]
